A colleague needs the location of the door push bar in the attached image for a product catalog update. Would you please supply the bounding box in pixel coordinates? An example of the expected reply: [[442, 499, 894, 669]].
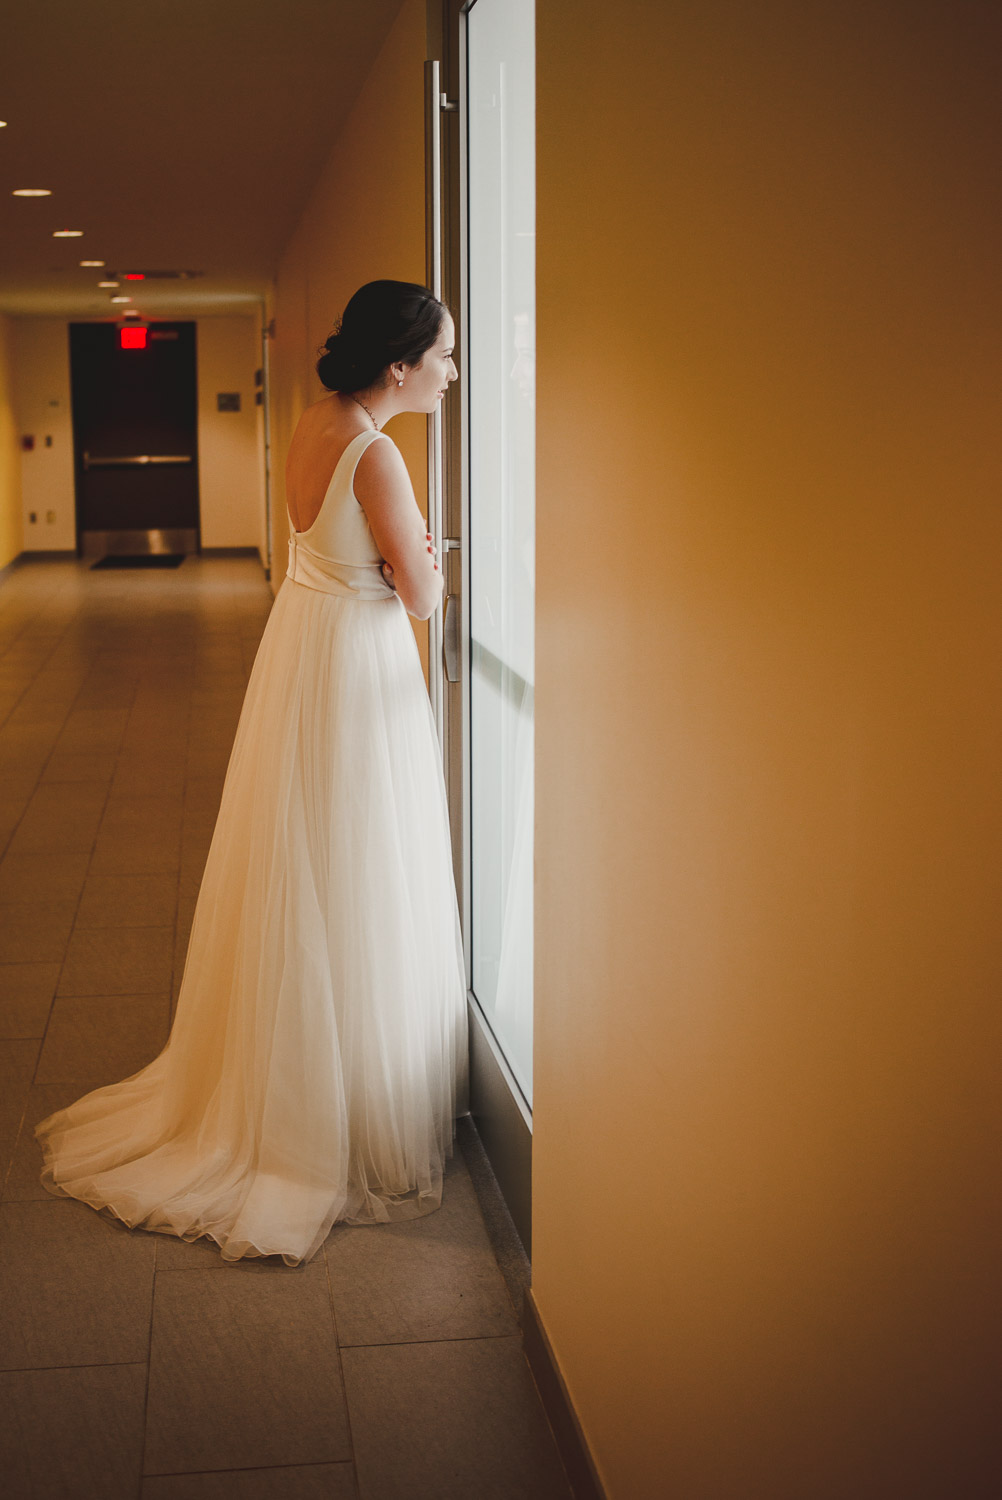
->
[[82, 453, 193, 469]]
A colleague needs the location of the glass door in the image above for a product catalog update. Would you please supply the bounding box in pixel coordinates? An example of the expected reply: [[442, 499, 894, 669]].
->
[[432, 0, 535, 1250], [433, 0, 535, 1250], [466, 0, 535, 1116]]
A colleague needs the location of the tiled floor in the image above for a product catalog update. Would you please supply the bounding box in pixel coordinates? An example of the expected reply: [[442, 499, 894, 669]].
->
[[0, 555, 568, 1500]]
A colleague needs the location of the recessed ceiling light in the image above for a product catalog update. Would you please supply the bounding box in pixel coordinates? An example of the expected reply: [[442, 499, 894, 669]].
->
[[0, 122, 8, 129], [98, 279, 119, 288], [12, 188, 52, 197], [110, 295, 131, 303], [79, 259, 104, 267], [53, 229, 84, 238]]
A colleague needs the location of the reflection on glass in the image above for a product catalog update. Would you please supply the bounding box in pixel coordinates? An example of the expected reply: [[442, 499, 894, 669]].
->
[[468, 0, 535, 1107]]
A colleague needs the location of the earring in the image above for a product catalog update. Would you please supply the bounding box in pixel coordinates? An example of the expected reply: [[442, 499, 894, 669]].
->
[[397, 379, 403, 387]]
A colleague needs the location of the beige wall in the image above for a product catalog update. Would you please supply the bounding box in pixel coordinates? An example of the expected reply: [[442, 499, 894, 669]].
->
[[533, 3, 1002, 1496], [196, 315, 267, 553], [0, 316, 23, 572], [12, 319, 75, 553], [268, 0, 430, 672]]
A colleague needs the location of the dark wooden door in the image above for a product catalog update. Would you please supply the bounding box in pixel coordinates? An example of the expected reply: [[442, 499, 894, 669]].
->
[[69, 322, 199, 555]]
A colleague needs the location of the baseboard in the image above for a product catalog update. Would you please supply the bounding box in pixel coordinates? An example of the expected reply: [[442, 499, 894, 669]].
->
[[522, 1287, 607, 1500], [16, 549, 77, 560]]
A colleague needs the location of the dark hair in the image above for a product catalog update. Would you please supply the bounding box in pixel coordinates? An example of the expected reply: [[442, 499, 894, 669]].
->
[[316, 280, 446, 393]]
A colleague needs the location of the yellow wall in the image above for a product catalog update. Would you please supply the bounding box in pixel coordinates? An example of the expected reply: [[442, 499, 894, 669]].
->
[[11, 319, 74, 554], [533, 3, 1002, 1496], [0, 315, 23, 570], [196, 315, 267, 553], [269, 0, 430, 674]]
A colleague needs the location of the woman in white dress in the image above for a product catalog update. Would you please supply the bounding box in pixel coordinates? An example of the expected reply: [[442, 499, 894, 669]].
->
[[36, 280, 469, 1266]]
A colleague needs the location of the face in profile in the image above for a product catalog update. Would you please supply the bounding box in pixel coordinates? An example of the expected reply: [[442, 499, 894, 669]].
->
[[402, 312, 457, 413]]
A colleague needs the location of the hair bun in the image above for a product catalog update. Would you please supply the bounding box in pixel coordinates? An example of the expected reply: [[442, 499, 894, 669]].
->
[[316, 332, 359, 393], [316, 281, 446, 394]]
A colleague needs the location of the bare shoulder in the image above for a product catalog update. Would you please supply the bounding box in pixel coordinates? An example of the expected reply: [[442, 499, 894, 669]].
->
[[354, 433, 414, 505], [290, 394, 339, 444]]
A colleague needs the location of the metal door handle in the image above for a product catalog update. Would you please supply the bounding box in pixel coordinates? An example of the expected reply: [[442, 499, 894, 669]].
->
[[425, 59, 446, 744], [443, 593, 461, 684], [83, 452, 193, 469]]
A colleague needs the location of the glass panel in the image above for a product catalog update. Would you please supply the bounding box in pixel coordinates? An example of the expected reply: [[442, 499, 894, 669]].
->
[[467, 0, 535, 1108]]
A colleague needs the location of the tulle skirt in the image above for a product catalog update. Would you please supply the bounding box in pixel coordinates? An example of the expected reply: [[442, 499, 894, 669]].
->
[[35, 578, 469, 1266]]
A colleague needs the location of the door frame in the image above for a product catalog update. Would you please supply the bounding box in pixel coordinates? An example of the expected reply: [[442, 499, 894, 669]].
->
[[431, 0, 534, 1257]]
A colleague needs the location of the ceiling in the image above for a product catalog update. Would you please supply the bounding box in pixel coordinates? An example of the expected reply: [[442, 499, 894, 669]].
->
[[0, 0, 403, 319]]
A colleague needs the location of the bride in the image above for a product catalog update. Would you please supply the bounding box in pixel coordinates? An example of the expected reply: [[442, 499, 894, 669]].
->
[[36, 280, 469, 1266]]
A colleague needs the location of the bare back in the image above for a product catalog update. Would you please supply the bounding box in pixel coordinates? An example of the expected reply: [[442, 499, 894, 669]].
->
[[284, 393, 443, 621], [285, 395, 372, 535]]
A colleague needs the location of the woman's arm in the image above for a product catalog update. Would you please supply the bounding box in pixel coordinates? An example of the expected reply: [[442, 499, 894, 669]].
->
[[354, 438, 443, 620]]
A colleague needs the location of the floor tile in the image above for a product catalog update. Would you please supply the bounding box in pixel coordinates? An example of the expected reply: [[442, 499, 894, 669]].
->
[[73, 686, 140, 713], [0, 724, 63, 770], [176, 877, 198, 942], [40, 749, 118, 784], [182, 805, 222, 842], [0, 1095, 29, 1190], [76, 872, 179, 928], [0, 850, 91, 905], [88, 828, 182, 875], [122, 729, 189, 758], [58, 926, 174, 995], [182, 778, 225, 815], [54, 706, 130, 753], [326, 1156, 519, 1346], [154, 1230, 244, 1271], [141, 1465, 357, 1500], [0, 785, 36, 828], [343, 1337, 572, 1500], [0, 1363, 146, 1500], [3, 1081, 95, 1201], [0, 962, 60, 1039], [0, 1038, 40, 1086], [0, 1198, 156, 1369], [144, 1263, 350, 1475], [0, 900, 78, 963], [99, 793, 185, 835], [35, 994, 169, 1086], [112, 760, 188, 798], [186, 747, 235, 779], [6, 783, 107, 854], [0, 808, 26, 849], [179, 843, 210, 883]]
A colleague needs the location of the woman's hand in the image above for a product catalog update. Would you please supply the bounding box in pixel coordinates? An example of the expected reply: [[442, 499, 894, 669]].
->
[[381, 561, 396, 590]]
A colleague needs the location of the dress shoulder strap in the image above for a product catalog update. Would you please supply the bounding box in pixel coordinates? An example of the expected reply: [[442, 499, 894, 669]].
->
[[332, 428, 393, 504]]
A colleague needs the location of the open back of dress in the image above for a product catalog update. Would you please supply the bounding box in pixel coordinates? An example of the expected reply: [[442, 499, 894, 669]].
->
[[36, 429, 469, 1265]]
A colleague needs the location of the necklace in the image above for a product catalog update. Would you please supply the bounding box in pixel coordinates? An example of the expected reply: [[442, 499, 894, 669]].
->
[[348, 393, 379, 430]]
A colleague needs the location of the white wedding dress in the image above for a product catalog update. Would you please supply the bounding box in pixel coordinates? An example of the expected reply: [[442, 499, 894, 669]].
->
[[36, 429, 469, 1265]]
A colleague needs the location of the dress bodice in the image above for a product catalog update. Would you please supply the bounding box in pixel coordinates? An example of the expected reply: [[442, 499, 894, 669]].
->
[[286, 429, 395, 600]]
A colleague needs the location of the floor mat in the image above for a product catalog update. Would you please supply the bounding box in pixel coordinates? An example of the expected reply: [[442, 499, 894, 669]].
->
[[90, 554, 187, 570]]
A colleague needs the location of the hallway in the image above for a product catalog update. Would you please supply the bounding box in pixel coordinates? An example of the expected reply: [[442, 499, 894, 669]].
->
[[0, 555, 569, 1500]]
